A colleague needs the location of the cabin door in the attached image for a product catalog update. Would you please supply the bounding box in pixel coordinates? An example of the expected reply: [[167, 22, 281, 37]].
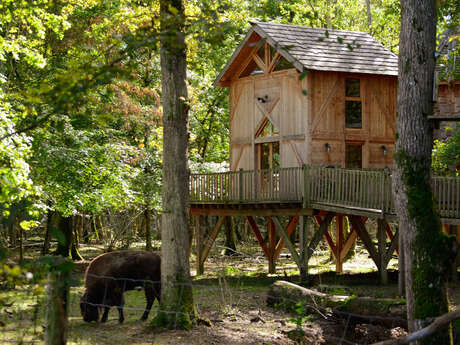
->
[[256, 141, 280, 199], [345, 143, 363, 168]]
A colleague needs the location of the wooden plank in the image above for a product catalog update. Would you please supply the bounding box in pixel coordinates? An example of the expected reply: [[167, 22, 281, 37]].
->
[[340, 229, 357, 261], [274, 216, 300, 260], [384, 227, 399, 266], [311, 76, 340, 133], [246, 216, 270, 258], [307, 213, 334, 260], [268, 217, 276, 273], [287, 140, 304, 165], [201, 216, 227, 266], [336, 215, 344, 273], [349, 215, 380, 269], [272, 216, 301, 268], [323, 230, 337, 257], [189, 207, 313, 217]]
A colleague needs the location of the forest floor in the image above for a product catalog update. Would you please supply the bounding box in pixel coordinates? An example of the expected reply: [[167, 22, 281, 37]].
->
[[2, 239, 460, 345]]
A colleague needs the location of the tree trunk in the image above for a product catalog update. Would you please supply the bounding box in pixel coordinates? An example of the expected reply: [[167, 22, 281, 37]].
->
[[224, 216, 237, 256], [394, 1, 455, 343], [145, 206, 152, 251], [365, 0, 372, 28], [55, 215, 73, 258], [151, 0, 195, 330], [70, 216, 83, 261]]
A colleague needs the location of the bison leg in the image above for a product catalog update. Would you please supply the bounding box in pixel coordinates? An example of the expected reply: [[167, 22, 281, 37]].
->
[[117, 295, 125, 323], [100, 307, 110, 323], [141, 285, 154, 321]]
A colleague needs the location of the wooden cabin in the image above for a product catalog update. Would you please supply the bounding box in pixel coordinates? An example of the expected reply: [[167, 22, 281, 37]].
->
[[215, 21, 398, 171]]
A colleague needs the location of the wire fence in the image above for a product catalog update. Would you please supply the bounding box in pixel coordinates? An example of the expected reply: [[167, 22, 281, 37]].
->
[[0, 271, 415, 345]]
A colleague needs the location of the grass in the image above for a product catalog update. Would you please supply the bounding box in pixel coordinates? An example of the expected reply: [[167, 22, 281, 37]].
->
[[1, 235, 404, 345]]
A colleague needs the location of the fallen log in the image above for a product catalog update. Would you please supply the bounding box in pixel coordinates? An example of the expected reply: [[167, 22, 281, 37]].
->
[[267, 280, 406, 327], [370, 308, 460, 345]]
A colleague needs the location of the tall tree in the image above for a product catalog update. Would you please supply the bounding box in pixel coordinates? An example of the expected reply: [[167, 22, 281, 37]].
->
[[151, 0, 195, 329], [393, 0, 456, 343]]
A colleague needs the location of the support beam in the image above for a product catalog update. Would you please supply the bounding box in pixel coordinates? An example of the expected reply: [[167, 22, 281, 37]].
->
[[272, 217, 301, 269], [245, 216, 270, 258], [200, 216, 227, 268], [377, 219, 388, 284], [350, 216, 380, 269], [268, 217, 276, 273], [274, 216, 299, 260], [306, 213, 334, 262], [336, 215, 344, 273]]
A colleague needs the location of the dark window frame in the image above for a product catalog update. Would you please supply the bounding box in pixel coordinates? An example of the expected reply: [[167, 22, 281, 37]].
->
[[345, 78, 362, 129]]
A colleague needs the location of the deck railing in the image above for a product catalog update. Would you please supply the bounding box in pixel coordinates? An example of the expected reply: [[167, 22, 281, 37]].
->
[[189, 166, 460, 218]]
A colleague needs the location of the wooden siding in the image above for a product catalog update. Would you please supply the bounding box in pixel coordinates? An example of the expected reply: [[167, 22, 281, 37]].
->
[[230, 69, 309, 171], [309, 71, 397, 168], [435, 83, 460, 116]]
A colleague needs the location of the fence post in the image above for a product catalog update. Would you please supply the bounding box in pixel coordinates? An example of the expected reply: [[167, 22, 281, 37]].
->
[[45, 257, 72, 345], [303, 164, 310, 208]]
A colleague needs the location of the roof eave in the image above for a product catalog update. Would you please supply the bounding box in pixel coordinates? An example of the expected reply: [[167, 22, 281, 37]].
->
[[213, 27, 257, 88]]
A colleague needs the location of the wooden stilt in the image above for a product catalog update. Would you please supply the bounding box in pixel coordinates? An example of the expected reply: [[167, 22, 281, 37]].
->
[[268, 217, 276, 274], [336, 215, 344, 273], [299, 216, 309, 283], [274, 216, 299, 260], [200, 216, 227, 269], [377, 219, 388, 284], [245, 216, 269, 258]]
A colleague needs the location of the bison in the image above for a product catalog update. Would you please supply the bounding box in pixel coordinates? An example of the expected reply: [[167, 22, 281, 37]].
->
[[80, 251, 161, 323]]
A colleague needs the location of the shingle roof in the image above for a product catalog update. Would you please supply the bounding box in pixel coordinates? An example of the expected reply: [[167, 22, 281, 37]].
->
[[215, 21, 398, 86]]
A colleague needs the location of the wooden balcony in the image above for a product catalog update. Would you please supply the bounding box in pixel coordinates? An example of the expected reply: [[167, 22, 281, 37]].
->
[[190, 166, 460, 221]]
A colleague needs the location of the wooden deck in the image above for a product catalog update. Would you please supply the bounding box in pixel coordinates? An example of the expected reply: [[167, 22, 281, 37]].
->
[[190, 166, 460, 221], [189, 166, 460, 280]]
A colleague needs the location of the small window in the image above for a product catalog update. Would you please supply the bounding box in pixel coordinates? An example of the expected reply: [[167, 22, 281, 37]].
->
[[257, 118, 279, 137], [346, 101, 362, 128], [345, 78, 362, 129], [346, 78, 360, 97]]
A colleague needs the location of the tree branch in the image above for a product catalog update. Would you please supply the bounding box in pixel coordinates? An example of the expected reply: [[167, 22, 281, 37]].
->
[[371, 308, 460, 345]]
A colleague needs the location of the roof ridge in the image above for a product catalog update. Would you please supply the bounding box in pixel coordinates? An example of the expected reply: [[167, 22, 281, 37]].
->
[[250, 20, 372, 36]]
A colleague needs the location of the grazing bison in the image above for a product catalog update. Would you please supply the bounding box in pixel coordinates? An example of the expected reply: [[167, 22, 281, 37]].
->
[[80, 251, 161, 323]]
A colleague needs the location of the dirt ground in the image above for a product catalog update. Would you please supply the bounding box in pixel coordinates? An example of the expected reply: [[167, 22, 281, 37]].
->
[[4, 241, 460, 345]]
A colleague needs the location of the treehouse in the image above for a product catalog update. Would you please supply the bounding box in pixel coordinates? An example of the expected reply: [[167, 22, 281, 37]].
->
[[215, 21, 398, 171], [189, 22, 460, 282]]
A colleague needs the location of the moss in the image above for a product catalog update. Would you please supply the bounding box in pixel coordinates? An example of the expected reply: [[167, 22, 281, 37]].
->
[[149, 279, 197, 330], [396, 150, 454, 344]]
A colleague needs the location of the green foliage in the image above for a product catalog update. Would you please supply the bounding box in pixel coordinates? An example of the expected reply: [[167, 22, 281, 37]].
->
[[432, 127, 460, 176]]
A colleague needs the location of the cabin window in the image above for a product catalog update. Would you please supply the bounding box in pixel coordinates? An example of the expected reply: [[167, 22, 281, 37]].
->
[[257, 118, 279, 137], [258, 142, 280, 170], [345, 144, 362, 168], [345, 78, 362, 129]]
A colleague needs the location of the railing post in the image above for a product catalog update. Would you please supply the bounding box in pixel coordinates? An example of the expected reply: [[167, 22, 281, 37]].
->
[[303, 164, 310, 208], [239, 168, 243, 202], [381, 167, 390, 215]]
